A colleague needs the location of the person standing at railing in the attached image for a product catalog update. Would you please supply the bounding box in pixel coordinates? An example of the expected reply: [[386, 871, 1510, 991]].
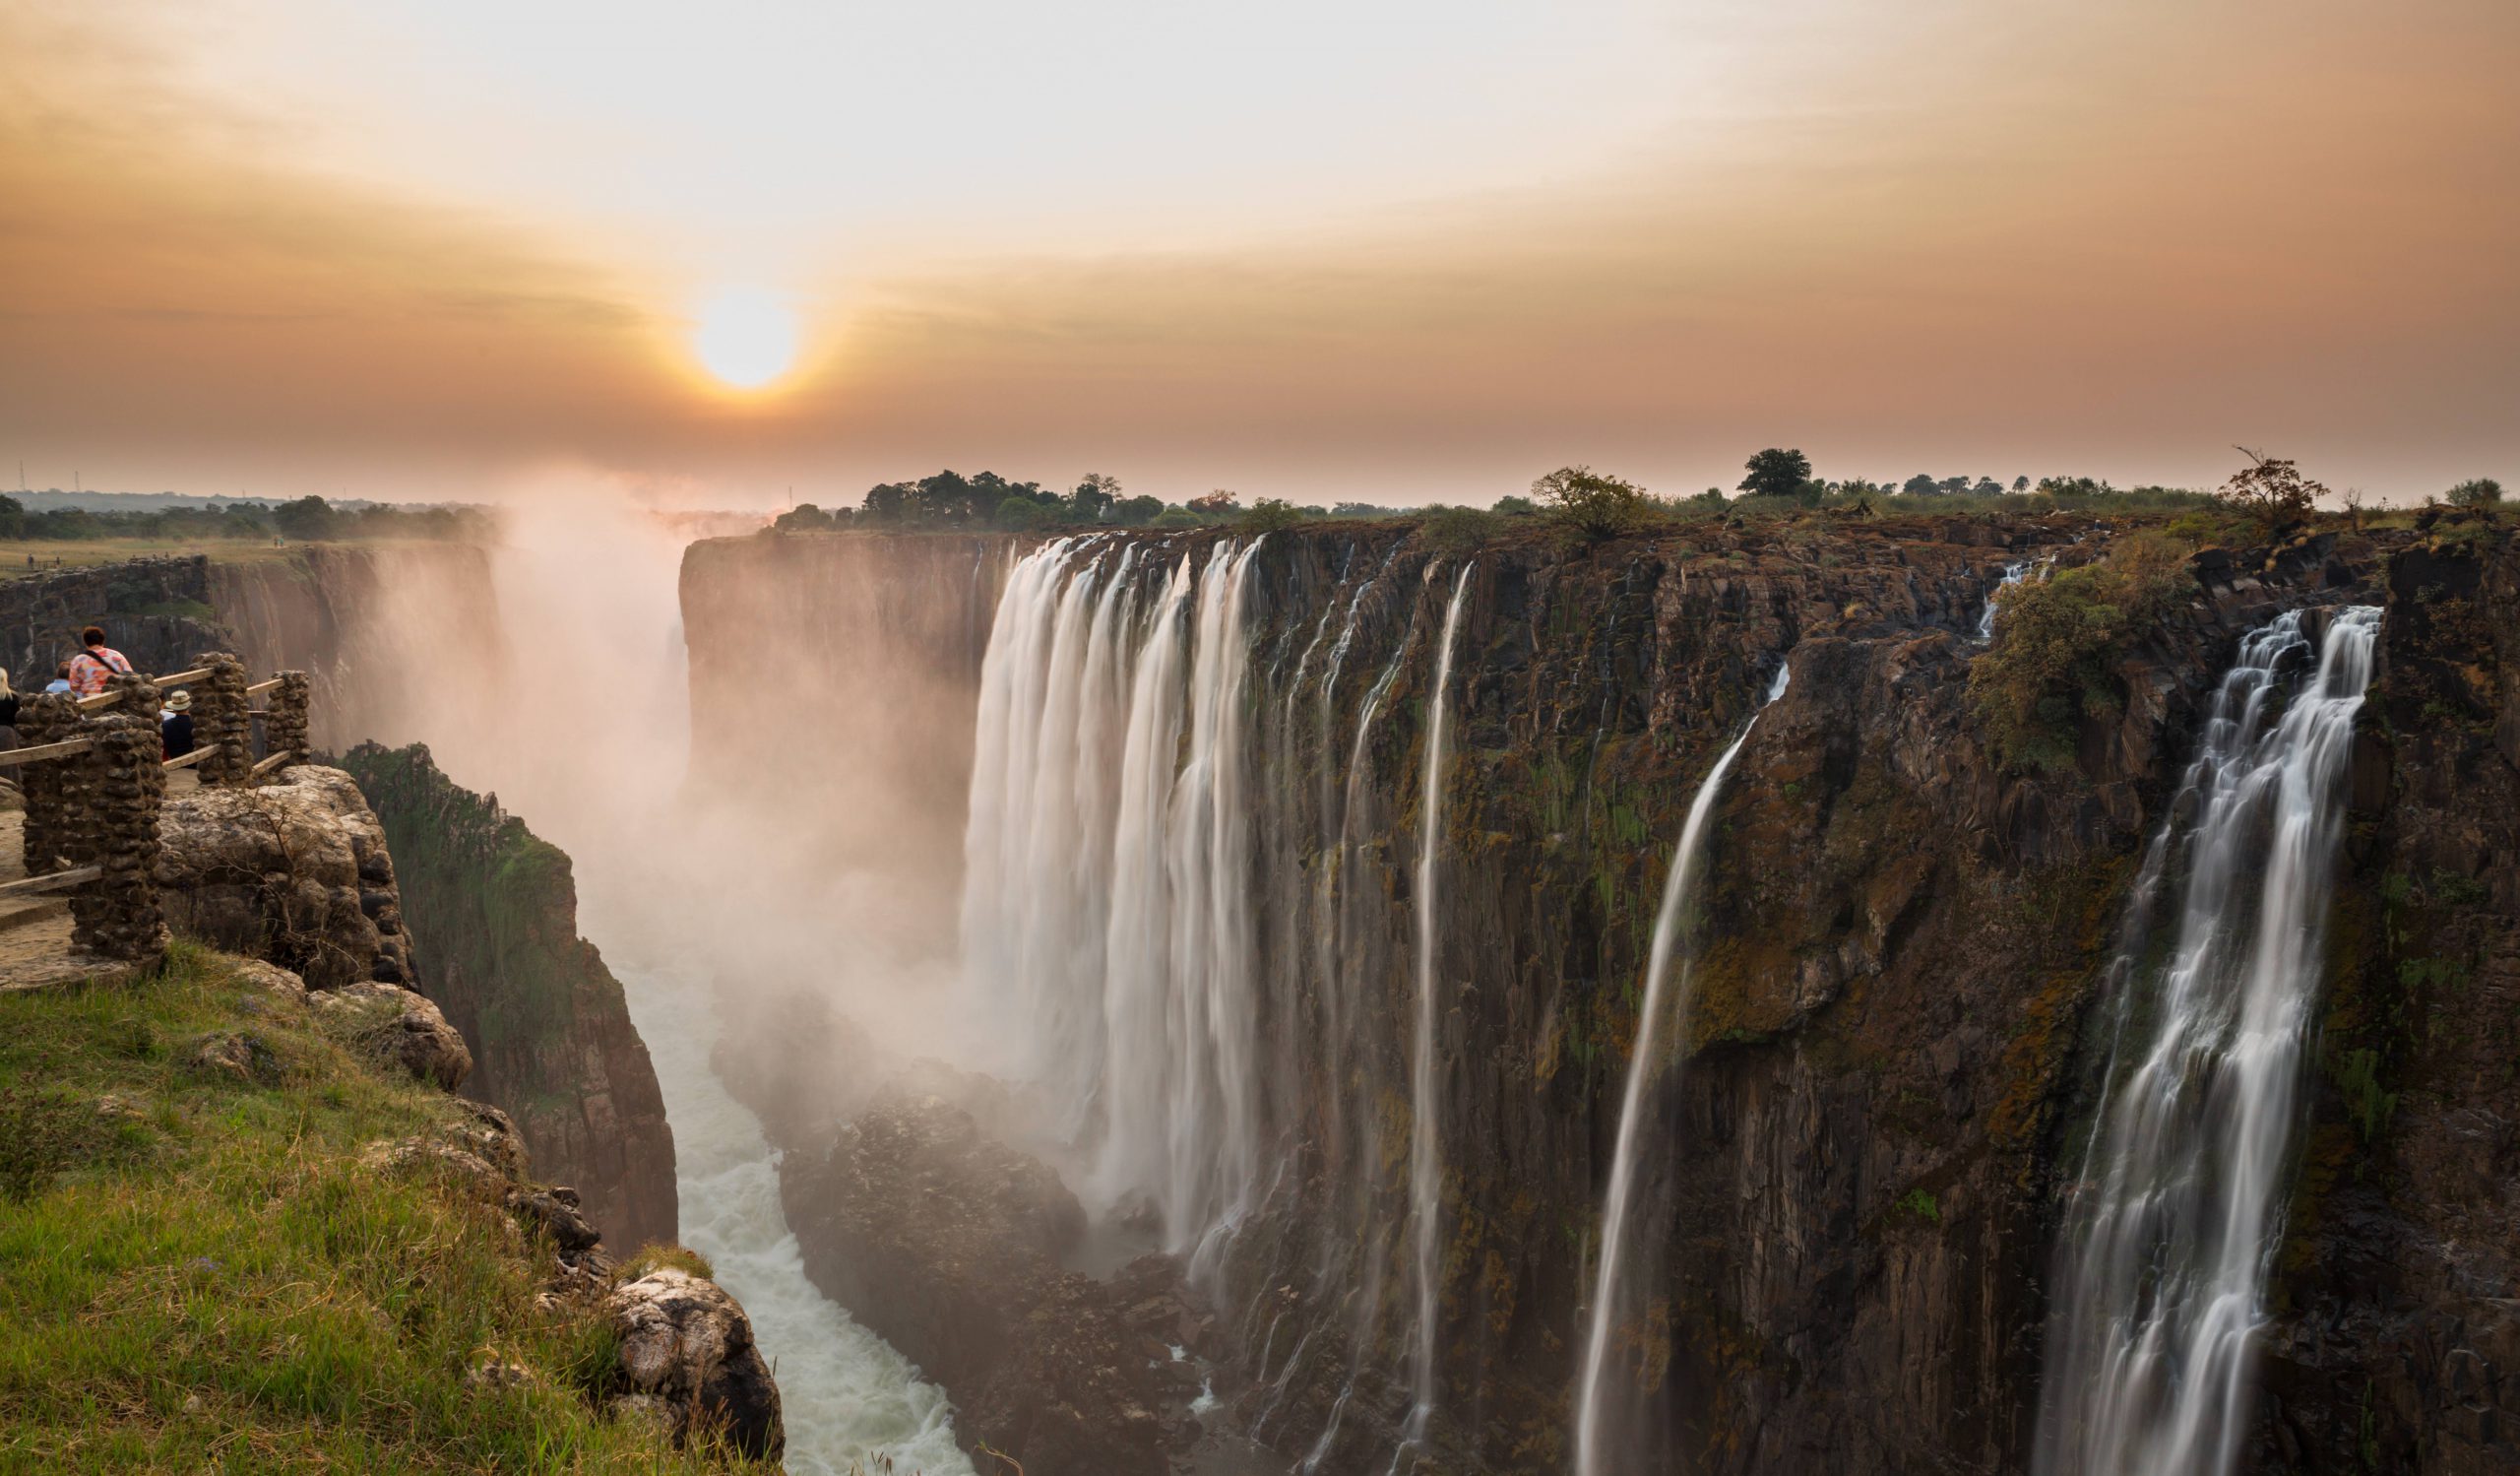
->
[[160, 688, 195, 761], [67, 625, 132, 698], [0, 668, 19, 753]]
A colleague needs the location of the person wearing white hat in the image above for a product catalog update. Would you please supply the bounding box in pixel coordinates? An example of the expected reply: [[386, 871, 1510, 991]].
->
[[161, 687, 195, 761]]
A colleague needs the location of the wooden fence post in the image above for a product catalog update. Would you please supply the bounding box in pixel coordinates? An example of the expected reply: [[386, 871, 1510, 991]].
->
[[192, 652, 252, 785]]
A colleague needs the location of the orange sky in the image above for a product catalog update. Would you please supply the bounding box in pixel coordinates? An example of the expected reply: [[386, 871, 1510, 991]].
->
[[1, 0, 2514, 508]]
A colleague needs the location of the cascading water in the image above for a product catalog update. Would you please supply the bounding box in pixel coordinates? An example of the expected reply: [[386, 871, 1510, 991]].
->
[[1395, 561, 1475, 1464], [2032, 605, 2381, 1476], [965, 533, 1469, 1471], [1573, 659, 1793, 1476], [963, 538, 1268, 1262], [1978, 559, 2031, 640]]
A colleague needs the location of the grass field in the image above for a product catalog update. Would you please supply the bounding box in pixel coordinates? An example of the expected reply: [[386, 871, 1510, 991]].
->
[[0, 540, 303, 581]]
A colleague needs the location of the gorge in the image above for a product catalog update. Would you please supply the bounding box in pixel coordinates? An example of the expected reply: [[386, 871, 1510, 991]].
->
[[45, 502, 2510, 1475]]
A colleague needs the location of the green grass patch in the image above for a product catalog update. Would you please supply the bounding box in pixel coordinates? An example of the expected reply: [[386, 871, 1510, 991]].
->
[[0, 943, 767, 1472]]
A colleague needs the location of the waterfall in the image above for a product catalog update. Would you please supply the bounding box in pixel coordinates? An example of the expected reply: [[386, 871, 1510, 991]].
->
[[1978, 559, 2031, 640], [964, 538, 1269, 1261], [1573, 659, 1793, 1476], [1396, 562, 1475, 1461], [2032, 605, 2381, 1476]]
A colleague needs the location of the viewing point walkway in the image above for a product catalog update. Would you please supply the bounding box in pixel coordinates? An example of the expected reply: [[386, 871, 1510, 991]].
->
[[0, 654, 311, 988]]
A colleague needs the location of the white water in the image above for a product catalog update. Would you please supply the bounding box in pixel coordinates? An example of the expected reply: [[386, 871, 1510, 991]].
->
[[1978, 559, 2031, 640], [593, 874, 976, 1476], [963, 539, 1270, 1263], [1396, 561, 1475, 1461], [2032, 606, 2380, 1476], [1573, 659, 1792, 1476]]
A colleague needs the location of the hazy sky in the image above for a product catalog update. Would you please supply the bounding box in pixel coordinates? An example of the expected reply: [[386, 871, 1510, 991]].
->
[[2, 0, 2514, 507]]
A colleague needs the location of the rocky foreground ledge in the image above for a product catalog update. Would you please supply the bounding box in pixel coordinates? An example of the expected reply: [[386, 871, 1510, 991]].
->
[[0, 767, 782, 1469]]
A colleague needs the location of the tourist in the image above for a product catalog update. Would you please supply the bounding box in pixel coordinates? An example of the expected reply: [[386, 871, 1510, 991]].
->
[[0, 669, 18, 753], [161, 689, 195, 761], [42, 663, 72, 695], [67, 625, 132, 698]]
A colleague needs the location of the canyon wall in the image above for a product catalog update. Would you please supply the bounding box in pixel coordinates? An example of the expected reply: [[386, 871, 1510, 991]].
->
[[681, 515, 2514, 1476], [0, 555, 226, 690], [340, 740, 679, 1251]]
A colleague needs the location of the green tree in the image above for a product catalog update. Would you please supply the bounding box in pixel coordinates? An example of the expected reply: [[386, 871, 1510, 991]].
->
[[1241, 497, 1303, 533], [994, 495, 1050, 531], [1532, 465, 1651, 539], [1070, 472, 1122, 522], [1187, 489, 1240, 520], [1738, 448, 1813, 500], [1490, 494, 1539, 516], [2011, 476, 2031, 492], [2445, 478, 2504, 508], [272, 494, 339, 541], [1901, 474, 1941, 497], [773, 503, 834, 533], [1110, 494, 1165, 526]]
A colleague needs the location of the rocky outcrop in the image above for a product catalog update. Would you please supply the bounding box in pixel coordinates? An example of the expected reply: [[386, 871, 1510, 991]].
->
[[338, 742, 677, 1252], [779, 1088, 1206, 1476], [604, 1269, 787, 1461], [309, 981, 473, 1089], [154, 764, 414, 990]]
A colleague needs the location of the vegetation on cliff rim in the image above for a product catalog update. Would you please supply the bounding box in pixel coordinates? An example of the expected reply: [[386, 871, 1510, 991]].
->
[[0, 944, 767, 1471], [1966, 533, 2192, 773]]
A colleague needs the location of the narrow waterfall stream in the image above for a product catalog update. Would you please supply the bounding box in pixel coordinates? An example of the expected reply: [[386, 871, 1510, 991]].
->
[[2033, 605, 2382, 1476], [1574, 659, 1792, 1476], [1397, 561, 1475, 1463]]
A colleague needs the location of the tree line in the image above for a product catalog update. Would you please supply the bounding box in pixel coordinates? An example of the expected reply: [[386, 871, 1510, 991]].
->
[[0, 494, 491, 543]]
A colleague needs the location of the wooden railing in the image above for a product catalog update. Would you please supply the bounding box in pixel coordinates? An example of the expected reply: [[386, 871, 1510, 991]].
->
[[3, 652, 312, 961]]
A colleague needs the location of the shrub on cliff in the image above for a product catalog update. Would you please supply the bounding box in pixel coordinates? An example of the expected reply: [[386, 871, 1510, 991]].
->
[[2445, 478, 2503, 509], [1969, 535, 2191, 773], [2217, 446, 2325, 538], [1418, 504, 1502, 553], [1533, 465, 1652, 539]]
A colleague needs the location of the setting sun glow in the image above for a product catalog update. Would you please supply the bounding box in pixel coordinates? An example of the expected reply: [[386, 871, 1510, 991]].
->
[[693, 287, 799, 391]]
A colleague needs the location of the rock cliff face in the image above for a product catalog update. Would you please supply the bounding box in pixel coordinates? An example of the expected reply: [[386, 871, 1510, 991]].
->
[[2253, 518, 2520, 1474], [211, 543, 507, 754], [0, 555, 226, 690], [680, 514, 2514, 1476], [337, 741, 677, 1253]]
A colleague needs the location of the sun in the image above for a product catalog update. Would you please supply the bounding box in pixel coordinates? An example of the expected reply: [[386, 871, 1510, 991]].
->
[[692, 287, 799, 391]]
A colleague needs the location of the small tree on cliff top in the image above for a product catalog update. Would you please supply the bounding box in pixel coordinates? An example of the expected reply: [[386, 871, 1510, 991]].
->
[[2218, 446, 2324, 538], [1533, 466, 1651, 539], [1738, 448, 1813, 500]]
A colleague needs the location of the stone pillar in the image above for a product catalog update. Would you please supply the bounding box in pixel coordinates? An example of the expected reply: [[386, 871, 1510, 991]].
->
[[14, 693, 80, 875], [191, 652, 252, 785], [262, 671, 312, 778], [70, 711, 168, 960]]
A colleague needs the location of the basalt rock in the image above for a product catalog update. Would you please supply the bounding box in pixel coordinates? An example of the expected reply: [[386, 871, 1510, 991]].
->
[[155, 764, 415, 990], [778, 1089, 1205, 1475], [311, 982, 473, 1090], [604, 1269, 786, 1461], [338, 742, 678, 1254]]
